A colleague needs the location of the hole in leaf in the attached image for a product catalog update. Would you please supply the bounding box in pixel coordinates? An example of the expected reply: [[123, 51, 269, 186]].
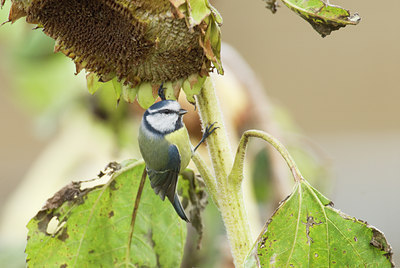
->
[[46, 216, 66, 236]]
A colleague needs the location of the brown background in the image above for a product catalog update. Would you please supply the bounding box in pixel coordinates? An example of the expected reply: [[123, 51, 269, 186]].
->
[[0, 0, 399, 265]]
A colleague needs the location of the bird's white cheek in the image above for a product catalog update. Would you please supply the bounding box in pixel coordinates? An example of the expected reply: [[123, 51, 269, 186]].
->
[[146, 114, 177, 133]]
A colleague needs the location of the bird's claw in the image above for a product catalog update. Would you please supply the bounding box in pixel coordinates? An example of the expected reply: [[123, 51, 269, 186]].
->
[[194, 122, 218, 152], [204, 122, 219, 139], [158, 83, 166, 101]]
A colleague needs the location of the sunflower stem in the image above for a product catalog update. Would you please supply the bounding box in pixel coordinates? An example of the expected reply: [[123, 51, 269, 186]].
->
[[194, 77, 252, 267]]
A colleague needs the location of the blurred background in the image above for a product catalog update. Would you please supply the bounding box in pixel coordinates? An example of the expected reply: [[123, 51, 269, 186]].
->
[[0, 0, 399, 267]]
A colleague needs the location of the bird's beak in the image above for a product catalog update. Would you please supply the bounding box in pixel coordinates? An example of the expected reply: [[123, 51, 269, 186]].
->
[[179, 109, 188, 116]]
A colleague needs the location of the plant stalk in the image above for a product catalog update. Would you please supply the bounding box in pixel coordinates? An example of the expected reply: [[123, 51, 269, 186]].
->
[[230, 130, 303, 184], [191, 152, 219, 207], [195, 77, 252, 267]]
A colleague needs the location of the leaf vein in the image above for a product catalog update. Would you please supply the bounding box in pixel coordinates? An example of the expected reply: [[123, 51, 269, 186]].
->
[[286, 183, 302, 266]]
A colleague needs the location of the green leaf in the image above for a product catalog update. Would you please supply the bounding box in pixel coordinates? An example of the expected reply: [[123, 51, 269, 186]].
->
[[86, 73, 117, 98], [279, 0, 361, 37], [245, 179, 393, 267], [121, 85, 139, 103], [86, 73, 102, 95], [137, 82, 157, 109], [163, 81, 178, 100], [204, 19, 223, 73], [112, 77, 122, 102], [182, 74, 207, 104], [26, 160, 187, 267], [187, 0, 211, 27], [209, 4, 223, 24]]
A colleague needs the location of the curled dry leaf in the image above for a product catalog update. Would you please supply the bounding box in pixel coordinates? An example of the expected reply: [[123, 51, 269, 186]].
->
[[263, 0, 279, 14], [263, 0, 361, 37]]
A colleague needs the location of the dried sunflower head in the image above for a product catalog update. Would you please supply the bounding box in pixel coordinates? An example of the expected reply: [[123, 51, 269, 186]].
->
[[3, 0, 223, 107]]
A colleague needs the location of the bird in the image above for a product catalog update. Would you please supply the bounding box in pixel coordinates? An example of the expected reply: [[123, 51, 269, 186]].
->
[[138, 85, 217, 222]]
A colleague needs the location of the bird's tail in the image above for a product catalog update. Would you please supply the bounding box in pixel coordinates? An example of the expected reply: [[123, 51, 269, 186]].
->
[[172, 194, 189, 222]]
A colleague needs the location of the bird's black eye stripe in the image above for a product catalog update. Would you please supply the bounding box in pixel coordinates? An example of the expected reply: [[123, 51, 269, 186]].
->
[[159, 109, 175, 114]]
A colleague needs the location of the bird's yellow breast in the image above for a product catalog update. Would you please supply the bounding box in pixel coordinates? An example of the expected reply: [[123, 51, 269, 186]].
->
[[165, 127, 192, 171]]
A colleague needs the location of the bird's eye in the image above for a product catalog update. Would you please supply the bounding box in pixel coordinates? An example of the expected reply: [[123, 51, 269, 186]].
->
[[161, 109, 174, 114]]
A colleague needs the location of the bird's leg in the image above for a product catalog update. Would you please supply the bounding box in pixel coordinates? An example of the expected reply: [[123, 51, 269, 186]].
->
[[158, 83, 166, 100], [194, 122, 218, 152]]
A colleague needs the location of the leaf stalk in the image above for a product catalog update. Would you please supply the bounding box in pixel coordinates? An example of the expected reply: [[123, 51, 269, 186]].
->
[[231, 130, 303, 184], [126, 168, 147, 267]]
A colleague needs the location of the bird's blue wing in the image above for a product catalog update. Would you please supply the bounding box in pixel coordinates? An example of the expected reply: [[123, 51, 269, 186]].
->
[[147, 145, 180, 203], [147, 145, 189, 222]]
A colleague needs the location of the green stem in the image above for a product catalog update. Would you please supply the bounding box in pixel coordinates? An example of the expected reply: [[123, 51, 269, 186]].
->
[[230, 130, 303, 184], [191, 152, 219, 207], [195, 78, 233, 181], [195, 77, 252, 267]]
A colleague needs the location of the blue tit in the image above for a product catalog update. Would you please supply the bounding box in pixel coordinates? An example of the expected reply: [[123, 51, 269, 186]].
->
[[138, 99, 192, 222], [138, 96, 217, 222]]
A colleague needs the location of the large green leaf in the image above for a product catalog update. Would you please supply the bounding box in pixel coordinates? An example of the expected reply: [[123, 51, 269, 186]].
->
[[245, 179, 393, 267], [26, 160, 187, 267]]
